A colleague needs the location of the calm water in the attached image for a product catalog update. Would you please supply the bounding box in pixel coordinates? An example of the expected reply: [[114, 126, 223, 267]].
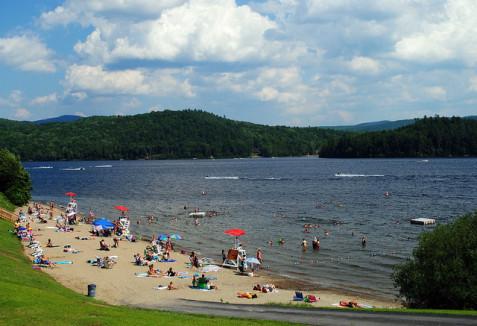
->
[[25, 158, 477, 299]]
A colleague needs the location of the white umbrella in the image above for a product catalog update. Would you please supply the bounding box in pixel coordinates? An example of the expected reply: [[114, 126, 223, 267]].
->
[[67, 211, 76, 217], [245, 257, 261, 265]]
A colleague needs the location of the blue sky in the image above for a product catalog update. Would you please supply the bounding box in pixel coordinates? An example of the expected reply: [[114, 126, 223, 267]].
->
[[1, 0, 476, 126]]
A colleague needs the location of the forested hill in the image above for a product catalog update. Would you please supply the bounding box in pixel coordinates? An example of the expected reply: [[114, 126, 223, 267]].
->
[[320, 116, 477, 158], [0, 110, 340, 161]]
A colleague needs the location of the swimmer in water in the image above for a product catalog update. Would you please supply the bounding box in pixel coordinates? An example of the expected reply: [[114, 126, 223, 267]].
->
[[324, 230, 329, 236], [278, 238, 285, 245], [361, 236, 367, 247], [268, 240, 273, 246], [312, 236, 320, 250], [301, 239, 308, 251]]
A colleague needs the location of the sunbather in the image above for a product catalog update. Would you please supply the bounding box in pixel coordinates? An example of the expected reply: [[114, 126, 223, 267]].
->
[[147, 264, 159, 277], [99, 240, 110, 251], [167, 281, 177, 290], [166, 267, 176, 277]]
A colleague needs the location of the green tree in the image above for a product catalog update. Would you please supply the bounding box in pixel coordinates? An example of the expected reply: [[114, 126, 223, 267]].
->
[[0, 148, 31, 206], [392, 212, 477, 309]]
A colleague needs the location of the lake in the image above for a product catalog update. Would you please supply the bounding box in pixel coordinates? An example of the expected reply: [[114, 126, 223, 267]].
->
[[24, 157, 477, 299]]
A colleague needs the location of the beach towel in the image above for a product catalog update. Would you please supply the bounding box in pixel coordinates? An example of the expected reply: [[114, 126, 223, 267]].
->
[[159, 259, 176, 263], [53, 260, 73, 264], [190, 287, 212, 291], [154, 285, 168, 290], [135, 272, 149, 278], [201, 265, 221, 273]]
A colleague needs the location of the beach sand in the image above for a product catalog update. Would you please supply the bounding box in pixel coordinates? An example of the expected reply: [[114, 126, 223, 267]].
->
[[19, 203, 400, 309]]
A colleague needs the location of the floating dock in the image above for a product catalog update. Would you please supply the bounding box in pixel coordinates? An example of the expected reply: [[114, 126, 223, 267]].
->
[[410, 218, 436, 225]]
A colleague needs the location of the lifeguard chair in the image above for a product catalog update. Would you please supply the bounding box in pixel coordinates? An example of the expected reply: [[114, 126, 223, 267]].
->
[[222, 247, 247, 269]]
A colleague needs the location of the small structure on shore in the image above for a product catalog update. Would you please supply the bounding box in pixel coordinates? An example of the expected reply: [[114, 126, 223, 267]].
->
[[410, 218, 436, 225]]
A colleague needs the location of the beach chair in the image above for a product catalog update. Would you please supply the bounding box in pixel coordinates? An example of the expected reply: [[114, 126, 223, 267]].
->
[[293, 291, 304, 301]]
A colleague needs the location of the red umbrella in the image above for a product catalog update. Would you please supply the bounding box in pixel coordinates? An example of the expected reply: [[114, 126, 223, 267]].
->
[[114, 205, 129, 212], [224, 229, 246, 237], [65, 192, 77, 197]]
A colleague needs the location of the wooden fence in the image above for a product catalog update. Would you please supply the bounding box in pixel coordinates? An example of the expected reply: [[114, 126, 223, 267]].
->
[[0, 207, 16, 223]]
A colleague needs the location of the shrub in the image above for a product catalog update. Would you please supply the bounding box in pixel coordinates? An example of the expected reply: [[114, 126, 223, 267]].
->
[[392, 212, 477, 309], [0, 148, 31, 206]]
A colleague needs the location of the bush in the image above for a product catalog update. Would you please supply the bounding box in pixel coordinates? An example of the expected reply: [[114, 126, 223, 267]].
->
[[0, 148, 31, 206], [392, 212, 477, 309]]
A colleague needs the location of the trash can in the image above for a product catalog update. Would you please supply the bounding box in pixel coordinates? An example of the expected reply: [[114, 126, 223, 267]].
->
[[87, 284, 96, 297]]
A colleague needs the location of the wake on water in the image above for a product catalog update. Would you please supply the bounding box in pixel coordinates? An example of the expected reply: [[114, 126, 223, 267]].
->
[[204, 176, 287, 181], [335, 173, 385, 177]]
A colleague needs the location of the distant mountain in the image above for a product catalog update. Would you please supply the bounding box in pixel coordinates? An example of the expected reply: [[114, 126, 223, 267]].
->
[[323, 116, 477, 132], [322, 119, 415, 132], [0, 110, 339, 161], [34, 115, 83, 125]]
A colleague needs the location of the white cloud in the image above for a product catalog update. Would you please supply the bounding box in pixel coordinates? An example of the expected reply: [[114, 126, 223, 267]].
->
[[393, 0, 477, 65], [424, 86, 447, 100], [469, 76, 477, 92], [31, 93, 58, 105], [70, 91, 88, 101], [0, 35, 55, 72], [74, 111, 87, 117], [14, 108, 31, 119], [40, 0, 187, 28], [64, 64, 194, 97], [41, 0, 302, 64], [348, 56, 381, 74], [0, 90, 23, 107]]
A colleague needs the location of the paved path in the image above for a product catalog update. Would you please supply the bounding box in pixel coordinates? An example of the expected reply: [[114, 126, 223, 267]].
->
[[161, 300, 477, 325]]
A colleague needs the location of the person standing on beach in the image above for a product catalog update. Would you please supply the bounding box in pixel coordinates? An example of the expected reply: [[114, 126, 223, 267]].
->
[[256, 248, 263, 264]]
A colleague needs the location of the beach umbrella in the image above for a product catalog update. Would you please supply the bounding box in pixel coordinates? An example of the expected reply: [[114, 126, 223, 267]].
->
[[169, 234, 182, 240], [67, 211, 76, 217], [92, 218, 114, 228], [224, 229, 246, 237], [114, 205, 129, 212], [224, 228, 246, 248], [245, 257, 261, 265], [65, 192, 77, 197], [158, 233, 169, 241], [18, 226, 27, 231]]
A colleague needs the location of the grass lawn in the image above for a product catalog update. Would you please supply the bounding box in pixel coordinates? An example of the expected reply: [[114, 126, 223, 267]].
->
[[0, 193, 15, 212], [0, 219, 292, 326]]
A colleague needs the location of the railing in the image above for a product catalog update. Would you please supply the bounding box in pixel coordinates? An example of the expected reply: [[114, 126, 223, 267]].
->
[[0, 207, 16, 222]]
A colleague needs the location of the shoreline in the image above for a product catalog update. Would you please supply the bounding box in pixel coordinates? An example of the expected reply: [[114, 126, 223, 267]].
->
[[18, 202, 400, 309]]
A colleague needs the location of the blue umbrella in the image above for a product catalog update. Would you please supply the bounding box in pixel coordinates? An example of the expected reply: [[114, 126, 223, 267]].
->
[[92, 218, 114, 228], [158, 233, 169, 241], [158, 233, 182, 241], [169, 234, 182, 240], [18, 226, 27, 231]]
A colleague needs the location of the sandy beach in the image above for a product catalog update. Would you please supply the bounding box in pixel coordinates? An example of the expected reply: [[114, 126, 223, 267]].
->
[[18, 203, 400, 309]]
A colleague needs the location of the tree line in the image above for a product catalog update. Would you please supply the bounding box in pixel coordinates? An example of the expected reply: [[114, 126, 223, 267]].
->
[[320, 116, 477, 158], [0, 110, 339, 161]]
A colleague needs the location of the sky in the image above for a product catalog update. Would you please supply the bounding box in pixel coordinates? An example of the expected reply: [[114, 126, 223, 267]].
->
[[0, 0, 476, 126]]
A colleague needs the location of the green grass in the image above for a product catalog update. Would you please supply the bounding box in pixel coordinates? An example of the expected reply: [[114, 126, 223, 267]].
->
[[0, 193, 15, 212], [267, 302, 477, 316], [0, 219, 292, 326]]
